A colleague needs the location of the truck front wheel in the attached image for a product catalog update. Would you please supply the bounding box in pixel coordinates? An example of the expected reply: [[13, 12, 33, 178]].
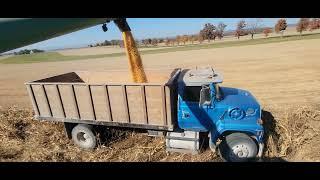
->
[[218, 133, 257, 162], [71, 124, 97, 150]]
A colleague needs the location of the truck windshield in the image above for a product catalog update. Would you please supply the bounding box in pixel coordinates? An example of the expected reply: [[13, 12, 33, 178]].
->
[[183, 86, 202, 102], [182, 84, 223, 102], [214, 84, 223, 101]]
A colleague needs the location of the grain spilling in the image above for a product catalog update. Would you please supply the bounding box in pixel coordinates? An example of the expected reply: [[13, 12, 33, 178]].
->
[[122, 31, 148, 83]]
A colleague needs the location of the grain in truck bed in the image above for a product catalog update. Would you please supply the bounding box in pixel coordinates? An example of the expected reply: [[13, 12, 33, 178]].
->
[[25, 69, 180, 131]]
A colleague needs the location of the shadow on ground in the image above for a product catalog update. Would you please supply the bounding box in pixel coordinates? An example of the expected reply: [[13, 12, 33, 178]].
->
[[259, 110, 288, 162]]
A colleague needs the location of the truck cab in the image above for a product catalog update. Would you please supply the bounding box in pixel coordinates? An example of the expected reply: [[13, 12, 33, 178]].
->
[[176, 67, 264, 161]]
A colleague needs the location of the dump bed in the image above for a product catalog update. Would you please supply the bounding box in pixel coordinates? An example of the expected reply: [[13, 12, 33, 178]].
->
[[25, 69, 181, 131]]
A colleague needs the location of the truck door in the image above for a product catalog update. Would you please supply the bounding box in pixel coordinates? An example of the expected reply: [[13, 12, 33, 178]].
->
[[178, 86, 213, 131]]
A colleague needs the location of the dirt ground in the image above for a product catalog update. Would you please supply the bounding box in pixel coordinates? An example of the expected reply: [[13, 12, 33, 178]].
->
[[1, 38, 320, 161], [1, 38, 320, 108]]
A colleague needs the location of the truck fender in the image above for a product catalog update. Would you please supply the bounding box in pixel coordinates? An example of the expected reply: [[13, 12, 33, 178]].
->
[[209, 129, 257, 149]]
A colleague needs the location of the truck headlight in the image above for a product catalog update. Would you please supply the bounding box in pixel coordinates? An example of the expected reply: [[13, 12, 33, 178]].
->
[[229, 108, 245, 120]]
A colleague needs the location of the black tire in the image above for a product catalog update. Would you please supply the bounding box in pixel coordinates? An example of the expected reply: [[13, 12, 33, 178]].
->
[[218, 133, 257, 162], [71, 124, 97, 150]]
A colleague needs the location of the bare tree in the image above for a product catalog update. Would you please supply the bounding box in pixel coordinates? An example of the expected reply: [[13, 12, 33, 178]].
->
[[213, 31, 217, 41], [201, 23, 216, 42], [248, 19, 262, 39], [235, 20, 246, 39], [171, 39, 175, 46], [188, 35, 193, 44], [135, 40, 141, 47], [119, 40, 124, 48], [189, 35, 197, 44], [296, 18, 310, 35], [158, 38, 164, 43], [142, 39, 152, 46], [165, 38, 170, 46], [198, 32, 204, 44], [110, 40, 119, 47], [216, 22, 227, 40], [151, 38, 158, 46], [176, 35, 181, 45], [309, 18, 320, 31], [193, 35, 198, 44], [141, 39, 148, 46], [181, 35, 188, 45], [263, 28, 272, 37], [275, 19, 287, 37]]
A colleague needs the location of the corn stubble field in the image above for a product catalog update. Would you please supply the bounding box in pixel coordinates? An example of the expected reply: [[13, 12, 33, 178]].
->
[[1, 105, 320, 162], [1, 34, 320, 162]]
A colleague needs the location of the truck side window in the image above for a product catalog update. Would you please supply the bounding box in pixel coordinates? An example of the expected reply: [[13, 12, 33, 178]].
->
[[183, 86, 202, 102]]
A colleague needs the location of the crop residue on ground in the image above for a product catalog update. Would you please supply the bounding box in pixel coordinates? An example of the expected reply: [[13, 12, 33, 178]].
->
[[1, 105, 319, 162]]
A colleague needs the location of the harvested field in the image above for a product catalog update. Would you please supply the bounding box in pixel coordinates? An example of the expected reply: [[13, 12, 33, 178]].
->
[[0, 37, 320, 161], [1, 38, 320, 108], [57, 46, 172, 56], [1, 105, 319, 162]]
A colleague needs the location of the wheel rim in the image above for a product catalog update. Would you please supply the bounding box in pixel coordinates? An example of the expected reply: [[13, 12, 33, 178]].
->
[[229, 144, 250, 161], [77, 132, 91, 145]]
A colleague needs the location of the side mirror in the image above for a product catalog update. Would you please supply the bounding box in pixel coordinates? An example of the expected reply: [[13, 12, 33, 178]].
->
[[199, 85, 211, 106]]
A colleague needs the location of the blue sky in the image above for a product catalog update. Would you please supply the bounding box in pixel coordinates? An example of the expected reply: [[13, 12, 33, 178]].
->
[[6, 18, 299, 53]]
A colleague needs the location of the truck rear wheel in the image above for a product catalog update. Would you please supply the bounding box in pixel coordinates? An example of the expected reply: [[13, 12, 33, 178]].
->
[[218, 133, 257, 162], [71, 124, 97, 150]]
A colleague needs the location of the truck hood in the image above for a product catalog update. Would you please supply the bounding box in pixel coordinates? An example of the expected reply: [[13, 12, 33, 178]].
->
[[217, 87, 260, 109]]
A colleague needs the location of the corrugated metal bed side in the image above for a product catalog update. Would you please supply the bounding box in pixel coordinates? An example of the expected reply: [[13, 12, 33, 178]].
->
[[25, 69, 181, 131]]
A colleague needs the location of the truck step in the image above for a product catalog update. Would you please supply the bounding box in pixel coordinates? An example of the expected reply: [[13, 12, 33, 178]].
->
[[147, 130, 165, 137], [165, 131, 200, 155]]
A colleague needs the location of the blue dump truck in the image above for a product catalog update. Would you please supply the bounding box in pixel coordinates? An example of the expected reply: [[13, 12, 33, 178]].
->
[[25, 67, 264, 162], [2, 18, 264, 162]]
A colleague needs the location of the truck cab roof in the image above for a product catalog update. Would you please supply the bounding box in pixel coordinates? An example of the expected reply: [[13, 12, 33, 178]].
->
[[178, 67, 223, 86]]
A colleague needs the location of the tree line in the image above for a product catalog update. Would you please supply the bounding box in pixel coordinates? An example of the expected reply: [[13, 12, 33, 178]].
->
[[296, 18, 320, 34], [88, 40, 124, 48], [236, 18, 320, 39], [89, 18, 320, 48]]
